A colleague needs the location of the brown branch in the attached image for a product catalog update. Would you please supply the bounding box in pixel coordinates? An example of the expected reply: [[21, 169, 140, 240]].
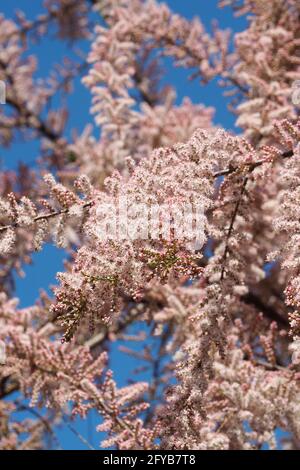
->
[[253, 359, 288, 371], [0, 58, 61, 143], [242, 291, 289, 328], [220, 174, 248, 281], [62, 416, 95, 450], [0, 200, 93, 234], [0, 298, 147, 400], [213, 148, 294, 178], [15, 402, 63, 450], [3, 11, 57, 42], [218, 147, 295, 281]]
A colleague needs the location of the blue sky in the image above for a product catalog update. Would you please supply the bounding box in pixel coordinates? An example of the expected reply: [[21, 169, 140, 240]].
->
[[0, 0, 253, 450]]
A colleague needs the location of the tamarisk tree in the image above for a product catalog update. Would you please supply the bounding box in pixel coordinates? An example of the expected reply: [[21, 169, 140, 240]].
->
[[1, 0, 300, 450]]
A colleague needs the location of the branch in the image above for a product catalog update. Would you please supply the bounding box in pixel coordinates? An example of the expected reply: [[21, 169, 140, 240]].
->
[[242, 291, 289, 328], [213, 149, 294, 178], [218, 147, 295, 280], [15, 402, 63, 449], [0, 200, 93, 234], [252, 358, 288, 371], [220, 174, 248, 280], [62, 416, 95, 450]]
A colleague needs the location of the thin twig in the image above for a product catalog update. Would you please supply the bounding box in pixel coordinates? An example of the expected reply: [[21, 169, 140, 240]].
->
[[62, 416, 95, 450], [218, 148, 294, 281], [0, 200, 93, 234], [213, 148, 294, 178], [252, 359, 288, 372], [220, 174, 248, 281], [15, 402, 63, 450]]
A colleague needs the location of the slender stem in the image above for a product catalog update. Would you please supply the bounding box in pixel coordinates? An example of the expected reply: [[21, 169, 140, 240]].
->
[[0, 200, 93, 234]]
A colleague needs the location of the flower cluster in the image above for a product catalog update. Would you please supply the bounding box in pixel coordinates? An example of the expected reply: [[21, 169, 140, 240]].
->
[[1, 0, 300, 451], [221, 0, 300, 143]]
